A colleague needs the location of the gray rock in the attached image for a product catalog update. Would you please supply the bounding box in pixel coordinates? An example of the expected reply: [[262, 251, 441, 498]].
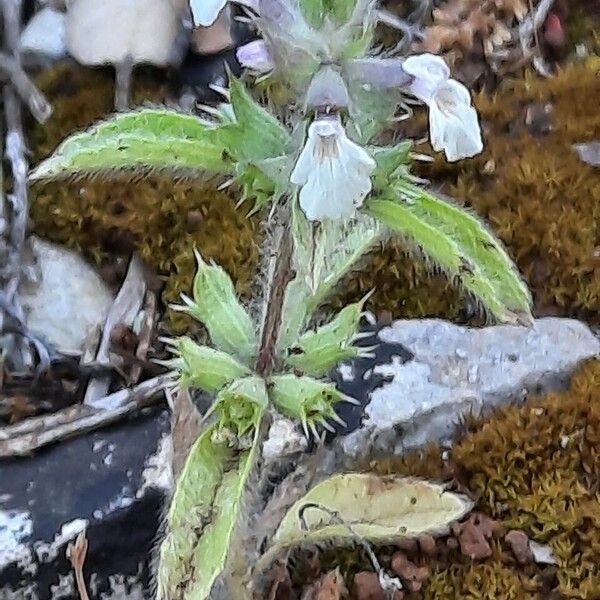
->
[[19, 237, 113, 354], [340, 318, 599, 457], [0, 409, 171, 600], [20, 8, 67, 60]]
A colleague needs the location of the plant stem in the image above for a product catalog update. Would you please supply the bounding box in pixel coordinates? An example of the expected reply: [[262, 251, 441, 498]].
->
[[255, 207, 293, 375]]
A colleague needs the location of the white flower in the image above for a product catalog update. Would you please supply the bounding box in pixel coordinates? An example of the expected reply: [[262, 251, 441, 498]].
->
[[290, 116, 376, 221], [403, 53, 483, 162], [190, 0, 257, 27], [236, 40, 274, 73]]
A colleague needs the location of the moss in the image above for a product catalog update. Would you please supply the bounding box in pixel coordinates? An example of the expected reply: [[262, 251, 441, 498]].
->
[[348, 359, 600, 599], [29, 63, 259, 334]]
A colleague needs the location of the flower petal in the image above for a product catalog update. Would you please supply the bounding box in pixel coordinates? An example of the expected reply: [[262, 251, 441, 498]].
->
[[190, 0, 228, 26], [236, 40, 274, 72], [403, 53, 450, 103], [429, 80, 483, 161]]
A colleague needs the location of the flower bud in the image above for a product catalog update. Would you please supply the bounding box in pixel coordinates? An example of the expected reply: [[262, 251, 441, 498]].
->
[[285, 297, 369, 376], [305, 65, 349, 109], [236, 40, 274, 73], [172, 251, 257, 363], [213, 376, 269, 441]]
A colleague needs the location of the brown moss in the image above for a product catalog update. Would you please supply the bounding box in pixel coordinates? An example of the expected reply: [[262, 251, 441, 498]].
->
[[29, 63, 259, 334]]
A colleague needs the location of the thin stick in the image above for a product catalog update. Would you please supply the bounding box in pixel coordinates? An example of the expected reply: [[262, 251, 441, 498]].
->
[[0, 374, 169, 457], [66, 531, 90, 600], [0, 52, 52, 123]]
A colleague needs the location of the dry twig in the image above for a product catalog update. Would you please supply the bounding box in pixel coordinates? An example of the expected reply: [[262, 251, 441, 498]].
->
[[66, 531, 91, 600], [83, 255, 146, 408], [0, 374, 169, 457]]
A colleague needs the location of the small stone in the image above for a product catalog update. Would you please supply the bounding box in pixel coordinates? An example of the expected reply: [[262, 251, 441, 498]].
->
[[530, 540, 557, 565], [20, 8, 67, 60], [560, 435, 569, 449], [19, 237, 113, 354], [505, 530, 533, 565], [395, 538, 418, 557], [418, 534, 437, 557], [352, 572, 384, 600], [452, 514, 499, 560], [391, 552, 430, 593]]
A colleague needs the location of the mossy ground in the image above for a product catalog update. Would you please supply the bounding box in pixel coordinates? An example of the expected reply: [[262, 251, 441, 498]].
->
[[29, 64, 259, 334], [290, 360, 600, 599]]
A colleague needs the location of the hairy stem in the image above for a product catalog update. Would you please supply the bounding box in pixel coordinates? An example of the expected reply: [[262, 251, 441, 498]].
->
[[255, 206, 293, 375]]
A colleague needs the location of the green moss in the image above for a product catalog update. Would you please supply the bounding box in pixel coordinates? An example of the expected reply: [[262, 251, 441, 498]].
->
[[29, 64, 259, 334]]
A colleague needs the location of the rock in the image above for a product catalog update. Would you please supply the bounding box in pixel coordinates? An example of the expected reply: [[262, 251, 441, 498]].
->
[[573, 141, 600, 167], [505, 530, 533, 565], [19, 237, 113, 354], [352, 571, 386, 600], [0, 408, 171, 600], [390, 552, 429, 592], [451, 513, 500, 560], [20, 8, 67, 60], [529, 540, 557, 565], [339, 318, 600, 457], [262, 416, 308, 461]]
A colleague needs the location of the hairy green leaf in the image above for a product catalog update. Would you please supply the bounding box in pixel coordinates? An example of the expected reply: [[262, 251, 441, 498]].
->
[[365, 183, 533, 324], [29, 109, 231, 181], [256, 474, 473, 572], [157, 419, 262, 600], [224, 79, 292, 162], [175, 251, 257, 364]]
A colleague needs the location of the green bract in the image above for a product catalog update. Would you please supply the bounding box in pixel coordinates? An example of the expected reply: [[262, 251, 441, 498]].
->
[[285, 297, 367, 376], [166, 337, 251, 393], [213, 376, 269, 440], [175, 251, 257, 364], [270, 374, 349, 437]]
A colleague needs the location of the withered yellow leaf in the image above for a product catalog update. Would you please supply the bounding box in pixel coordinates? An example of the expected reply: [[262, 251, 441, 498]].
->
[[258, 473, 472, 570]]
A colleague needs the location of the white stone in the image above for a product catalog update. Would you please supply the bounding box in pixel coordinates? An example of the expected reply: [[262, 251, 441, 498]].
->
[[341, 318, 600, 457], [0, 510, 34, 574], [19, 237, 113, 354], [34, 518, 88, 563], [20, 8, 67, 59], [262, 417, 308, 461]]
